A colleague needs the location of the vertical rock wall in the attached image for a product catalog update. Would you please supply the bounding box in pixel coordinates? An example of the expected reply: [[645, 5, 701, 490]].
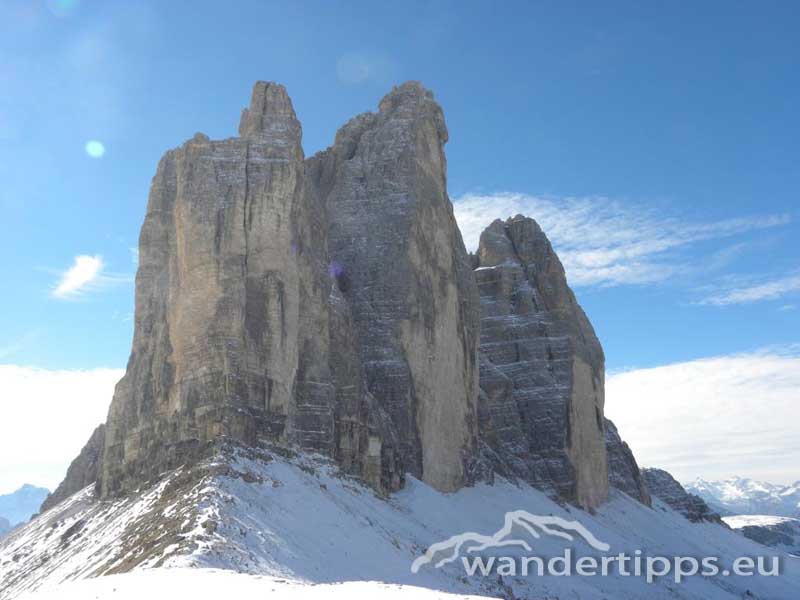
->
[[100, 83, 334, 497], [307, 83, 480, 492], [475, 216, 609, 509]]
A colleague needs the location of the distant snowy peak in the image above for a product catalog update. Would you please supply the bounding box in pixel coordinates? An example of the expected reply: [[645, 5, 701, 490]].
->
[[687, 476, 800, 517]]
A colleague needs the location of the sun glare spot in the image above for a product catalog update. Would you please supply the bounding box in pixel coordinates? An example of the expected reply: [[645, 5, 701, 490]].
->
[[85, 140, 105, 159]]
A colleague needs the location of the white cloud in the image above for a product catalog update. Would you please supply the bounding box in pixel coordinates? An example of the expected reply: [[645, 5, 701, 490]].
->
[[51, 254, 132, 300], [0, 365, 123, 495], [52, 255, 104, 298], [698, 272, 800, 306], [605, 347, 800, 485], [453, 192, 789, 287]]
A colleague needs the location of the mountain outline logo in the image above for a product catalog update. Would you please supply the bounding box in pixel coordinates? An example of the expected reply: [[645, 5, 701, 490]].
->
[[411, 509, 611, 573]]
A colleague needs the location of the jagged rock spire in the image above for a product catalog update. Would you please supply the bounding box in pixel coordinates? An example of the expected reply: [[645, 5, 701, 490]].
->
[[238, 81, 299, 137]]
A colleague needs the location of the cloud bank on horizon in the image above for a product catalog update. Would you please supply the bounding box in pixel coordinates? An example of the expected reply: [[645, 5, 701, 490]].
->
[[2, 346, 797, 494], [0, 365, 123, 495], [605, 346, 800, 486]]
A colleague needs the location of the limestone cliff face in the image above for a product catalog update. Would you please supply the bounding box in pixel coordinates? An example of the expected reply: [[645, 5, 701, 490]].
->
[[475, 216, 609, 509], [307, 83, 480, 492], [100, 82, 335, 497]]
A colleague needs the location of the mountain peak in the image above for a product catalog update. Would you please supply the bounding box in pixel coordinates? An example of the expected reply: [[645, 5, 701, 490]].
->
[[238, 80, 299, 138]]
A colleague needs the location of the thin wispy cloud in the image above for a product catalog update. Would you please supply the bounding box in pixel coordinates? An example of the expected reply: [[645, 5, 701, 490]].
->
[[697, 272, 800, 306], [453, 192, 790, 287], [51, 254, 131, 300], [605, 346, 800, 485]]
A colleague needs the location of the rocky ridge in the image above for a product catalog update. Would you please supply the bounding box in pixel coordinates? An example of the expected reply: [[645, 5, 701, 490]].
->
[[643, 468, 723, 523]]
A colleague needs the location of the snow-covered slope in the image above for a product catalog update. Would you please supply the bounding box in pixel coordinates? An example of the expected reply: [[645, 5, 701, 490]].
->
[[688, 477, 800, 517], [16, 568, 486, 600], [2, 447, 799, 600]]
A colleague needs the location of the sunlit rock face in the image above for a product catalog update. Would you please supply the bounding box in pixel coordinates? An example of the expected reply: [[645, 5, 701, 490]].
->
[[100, 82, 335, 497], [474, 216, 609, 509]]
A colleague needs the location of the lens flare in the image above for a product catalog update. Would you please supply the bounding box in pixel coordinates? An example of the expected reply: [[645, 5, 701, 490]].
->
[[84, 140, 105, 159]]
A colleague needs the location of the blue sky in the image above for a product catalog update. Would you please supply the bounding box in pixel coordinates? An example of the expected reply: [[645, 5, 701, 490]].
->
[[0, 0, 798, 492]]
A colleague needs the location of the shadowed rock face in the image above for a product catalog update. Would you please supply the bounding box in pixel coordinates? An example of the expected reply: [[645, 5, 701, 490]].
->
[[307, 82, 480, 492], [474, 216, 609, 509], [605, 419, 650, 505]]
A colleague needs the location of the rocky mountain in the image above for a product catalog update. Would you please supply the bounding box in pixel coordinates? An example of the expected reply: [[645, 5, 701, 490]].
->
[[47, 81, 634, 513], [6, 80, 768, 598], [643, 468, 722, 523], [687, 477, 800, 518], [0, 485, 49, 528], [723, 515, 800, 556]]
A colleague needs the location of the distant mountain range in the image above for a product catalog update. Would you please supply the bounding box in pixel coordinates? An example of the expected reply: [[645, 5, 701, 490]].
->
[[0, 484, 49, 530], [0, 517, 10, 538], [686, 477, 800, 517]]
